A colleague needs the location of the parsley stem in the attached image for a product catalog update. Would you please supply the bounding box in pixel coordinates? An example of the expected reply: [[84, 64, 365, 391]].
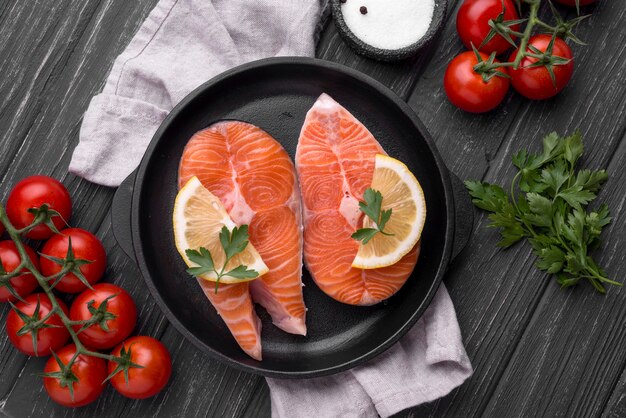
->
[[582, 272, 622, 286], [510, 171, 521, 211], [214, 254, 233, 294], [555, 231, 574, 255]]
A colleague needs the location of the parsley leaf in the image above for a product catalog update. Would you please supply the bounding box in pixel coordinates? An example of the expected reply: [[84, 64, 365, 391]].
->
[[536, 246, 566, 274], [465, 131, 620, 293], [359, 189, 382, 224], [185, 247, 215, 277], [563, 131, 584, 165], [224, 265, 259, 279], [186, 225, 259, 293], [351, 228, 379, 245], [352, 188, 394, 244], [220, 225, 250, 260]]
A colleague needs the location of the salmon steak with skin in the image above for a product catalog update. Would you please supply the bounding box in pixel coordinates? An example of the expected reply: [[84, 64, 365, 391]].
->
[[296, 93, 420, 306], [178, 121, 306, 360]]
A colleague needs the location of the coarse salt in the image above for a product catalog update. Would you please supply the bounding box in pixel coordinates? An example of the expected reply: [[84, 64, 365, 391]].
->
[[341, 0, 435, 50]]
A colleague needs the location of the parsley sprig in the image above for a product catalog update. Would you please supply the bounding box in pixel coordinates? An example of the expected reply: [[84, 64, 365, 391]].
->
[[351, 188, 393, 244], [185, 225, 259, 293], [465, 132, 621, 294]]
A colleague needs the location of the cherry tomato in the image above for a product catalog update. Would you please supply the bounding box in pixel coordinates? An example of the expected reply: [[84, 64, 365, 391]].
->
[[444, 51, 510, 113], [0, 222, 4, 236], [43, 344, 107, 408], [0, 241, 40, 302], [509, 34, 574, 100], [6, 176, 71, 240], [6, 293, 69, 356], [456, 0, 520, 55], [40, 228, 106, 294], [555, 0, 595, 7], [108, 336, 172, 399], [70, 283, 137, 350]]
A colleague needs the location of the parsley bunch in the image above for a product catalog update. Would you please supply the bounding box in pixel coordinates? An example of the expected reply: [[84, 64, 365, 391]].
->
[[465, 132, 620, 293]]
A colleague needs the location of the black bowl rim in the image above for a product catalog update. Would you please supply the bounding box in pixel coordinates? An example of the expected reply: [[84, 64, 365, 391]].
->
[[130, 57, 455, 378], [330, 0, 448, 61]]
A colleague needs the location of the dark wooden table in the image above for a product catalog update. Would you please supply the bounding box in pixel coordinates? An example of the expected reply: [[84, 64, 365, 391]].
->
[[1, 1, 625, 417]]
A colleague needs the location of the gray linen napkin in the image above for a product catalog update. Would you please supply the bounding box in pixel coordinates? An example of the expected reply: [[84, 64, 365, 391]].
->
[[70, 1, 472, 416]]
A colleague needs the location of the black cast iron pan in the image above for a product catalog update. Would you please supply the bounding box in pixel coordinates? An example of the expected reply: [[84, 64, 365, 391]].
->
[[111, 57, 473, 378]]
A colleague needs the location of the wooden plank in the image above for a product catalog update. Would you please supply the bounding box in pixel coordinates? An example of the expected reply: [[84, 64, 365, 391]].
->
[[317, 20, 440, 100], [602, 364, 626, 418], [404, 0, 626, 416], [0, 0, 116, 402], [0, 0, 163, 415], [2, 0, 624, 416], [482, 131, 626, 418], [0, 1, 430, 417]]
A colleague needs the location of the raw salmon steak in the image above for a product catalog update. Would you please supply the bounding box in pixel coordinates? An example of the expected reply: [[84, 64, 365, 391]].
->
[[295, 94, 420, 306], [179, 121, 306, 360]]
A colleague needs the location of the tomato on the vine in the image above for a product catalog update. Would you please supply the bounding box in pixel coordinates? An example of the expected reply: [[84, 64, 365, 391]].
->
[[456, 0, 521, 55], [108, 336, 172, 399], [555, 0, 595, 7], [43, 344, 108, 408], [6, 176, 72, 240], [0, 241, 40, 302], [0, 223, 4, 236], [509, 34, 574, 100], [444, 51, 510, 113], [6, 293, 69, 356], [70, 283, 137, 350], [40, 228, 106, 294]]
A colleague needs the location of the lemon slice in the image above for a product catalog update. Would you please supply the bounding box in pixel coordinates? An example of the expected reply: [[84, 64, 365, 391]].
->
[[173, 177, 268, 283], [352, 154, 426, 269]]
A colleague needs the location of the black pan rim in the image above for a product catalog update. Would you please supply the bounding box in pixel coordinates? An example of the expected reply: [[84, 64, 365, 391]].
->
[[130, 57, 455, 378]]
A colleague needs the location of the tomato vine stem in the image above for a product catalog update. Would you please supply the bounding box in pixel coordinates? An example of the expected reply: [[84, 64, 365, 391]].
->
[[474, 0, 585, 77], [511, 0, 541, 69], [0, 205, 125, 369]]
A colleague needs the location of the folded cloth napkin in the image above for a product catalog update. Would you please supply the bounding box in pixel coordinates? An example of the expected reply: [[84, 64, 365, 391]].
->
[[268, 286, 472, 418], [70, 1, 472, 416], [70, 0, 325, 186]]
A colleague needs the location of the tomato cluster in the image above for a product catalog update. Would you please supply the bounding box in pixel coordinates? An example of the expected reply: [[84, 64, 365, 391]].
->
[[445, 0, 581, 113], [1, 175, 171, 407]]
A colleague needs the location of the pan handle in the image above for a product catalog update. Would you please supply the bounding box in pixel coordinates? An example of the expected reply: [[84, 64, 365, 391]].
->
[[111, 171, 137, 260], [449, 172, 473, 261]]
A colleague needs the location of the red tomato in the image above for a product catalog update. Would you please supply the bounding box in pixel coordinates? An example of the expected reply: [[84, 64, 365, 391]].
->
[[555, 0, 595, 6], [0, 241, 40, 302], [444, 51, 510, 113], [456, 0, 520, 55], [0, 222, 4, 236], [108, 336, 172, 399], [6, 176, 72, 240], [43, 344, 107, 407], [70, 283, 137, 350], [509, 34, 574, 100], [6, 293, 69, 356], [40, 228, 106, 294]]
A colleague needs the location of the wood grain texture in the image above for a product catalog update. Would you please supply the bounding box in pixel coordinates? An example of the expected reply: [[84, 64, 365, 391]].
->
[[0, 1, 429, 417], [1, 0, 625, 416], [405, 1, 626, 417], [482, 130, 626, 418], [603, 364, 626, 418]]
